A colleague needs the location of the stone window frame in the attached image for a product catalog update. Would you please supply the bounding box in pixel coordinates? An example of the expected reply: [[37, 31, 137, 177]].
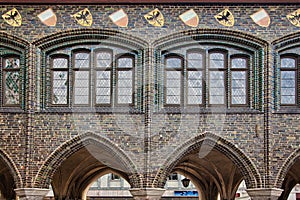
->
[[159, 46, 252, 111], [46, 45, 138, 111]]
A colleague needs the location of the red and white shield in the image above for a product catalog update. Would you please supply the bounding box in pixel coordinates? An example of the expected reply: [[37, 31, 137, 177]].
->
[[109, 9, 128, 28], [250, 8, 270, 27], [179, 9, 199, 27], [38, 8, 57, 26]]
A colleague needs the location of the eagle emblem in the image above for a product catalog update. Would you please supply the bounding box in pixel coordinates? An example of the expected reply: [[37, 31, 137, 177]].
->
[[144, 8, 164, 27], [214, 9, 234, 27], [2, 8, 22, 27], [71, 8, 93, 27]]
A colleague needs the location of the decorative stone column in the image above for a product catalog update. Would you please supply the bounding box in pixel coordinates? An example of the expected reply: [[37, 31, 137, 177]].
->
[[15, 188, 49, 200], [246, 188, 283, 200], [130, 188, 165, 200]]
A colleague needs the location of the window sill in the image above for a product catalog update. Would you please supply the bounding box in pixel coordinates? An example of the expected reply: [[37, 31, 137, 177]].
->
[[274, 107, 300, 114], [156, 107, 262, 114], [41, 107, 144, 114], [0, 107, 24, 113]]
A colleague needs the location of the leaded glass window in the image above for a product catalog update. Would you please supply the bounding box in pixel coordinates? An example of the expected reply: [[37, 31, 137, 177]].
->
[[209, 53, 226, 105], [95, 51, 112, 105], [3, 57, 20, 105], [73, 52, 90, 105], [117, 57, 133, 105], [231, 58, 248, 105], [280, 57, 297, 105], [51, 57, 68, 105], [165, 56, 182, 105], [187, 52, 203, 105]]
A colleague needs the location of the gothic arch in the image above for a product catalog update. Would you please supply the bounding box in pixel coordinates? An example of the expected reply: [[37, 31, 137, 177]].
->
[[155, 132, 262, 189], [0, 148, 22, 198], [275, 148, 300, 188], [34, 132, 138, 189]]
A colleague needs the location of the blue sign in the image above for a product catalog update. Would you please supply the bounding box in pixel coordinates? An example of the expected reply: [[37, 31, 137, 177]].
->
[[174, 191, 198, 197]]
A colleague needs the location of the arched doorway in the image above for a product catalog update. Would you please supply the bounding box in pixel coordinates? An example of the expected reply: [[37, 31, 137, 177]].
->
[[278, 155, 300, 200], [158, 133, 261, 200], [35, 132, 137, 199], [0, 150, 21, 200]]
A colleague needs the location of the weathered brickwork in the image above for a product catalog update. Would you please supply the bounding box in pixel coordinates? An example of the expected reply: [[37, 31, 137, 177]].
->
[[0, 2, 299, 199]]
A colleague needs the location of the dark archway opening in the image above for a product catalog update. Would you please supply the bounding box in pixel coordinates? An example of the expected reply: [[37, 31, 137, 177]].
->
[[279, 158, 300, 200], [0, 158, 16, 199], [170, 148, 244, 200]]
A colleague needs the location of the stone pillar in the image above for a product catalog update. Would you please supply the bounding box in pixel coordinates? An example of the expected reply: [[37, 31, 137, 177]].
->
[[130, 188, 165, 200], [15, 188, 49, 200], [246, 188, 283, 200]]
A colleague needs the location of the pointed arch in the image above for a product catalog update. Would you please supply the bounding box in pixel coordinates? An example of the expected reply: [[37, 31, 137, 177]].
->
[[275, 148, 300, 188], [0, 148, 22, 198], [155, 132, 262, 189], [34, 132, 138, 188]]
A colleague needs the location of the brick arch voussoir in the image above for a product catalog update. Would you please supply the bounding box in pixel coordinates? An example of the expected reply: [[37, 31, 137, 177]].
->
[[155, 132, 262, 189], [33, 28, 148, 51], [0, 148, 22, 188], [272, 31, 300, 51], [34, 132, 137, 188], [0, 31, 30, 51], [275, 148, 300, 188], [152, 28, 268, 50]]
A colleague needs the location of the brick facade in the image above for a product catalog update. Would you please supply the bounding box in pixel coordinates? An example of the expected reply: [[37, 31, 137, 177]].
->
[[0, 2, 299, 200]]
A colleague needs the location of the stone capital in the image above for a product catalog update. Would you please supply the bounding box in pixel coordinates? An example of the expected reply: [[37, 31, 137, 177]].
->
[[129, 188, 165, 200], [15, 188, 49, 200], [246, 188, 283, 200]]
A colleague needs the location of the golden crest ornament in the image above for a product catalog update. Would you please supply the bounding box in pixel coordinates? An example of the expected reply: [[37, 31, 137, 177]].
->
[[287, 8, 300, 27], [71, 8, 93, 27], [2, 8, 22, 27], [214, 9, 234, 27], [144, 8, 164, 27]]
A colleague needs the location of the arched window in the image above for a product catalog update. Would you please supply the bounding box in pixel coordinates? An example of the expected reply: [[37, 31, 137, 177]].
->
[[48, 46, 137, 110], [161, 48, 252, 109], [280, 57, 297, 105]]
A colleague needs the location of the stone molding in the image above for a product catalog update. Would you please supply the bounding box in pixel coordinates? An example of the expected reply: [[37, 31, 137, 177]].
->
[[129, 188, 165, 200], [246, 188, 283, 200], [15, 188, 49, 199]]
